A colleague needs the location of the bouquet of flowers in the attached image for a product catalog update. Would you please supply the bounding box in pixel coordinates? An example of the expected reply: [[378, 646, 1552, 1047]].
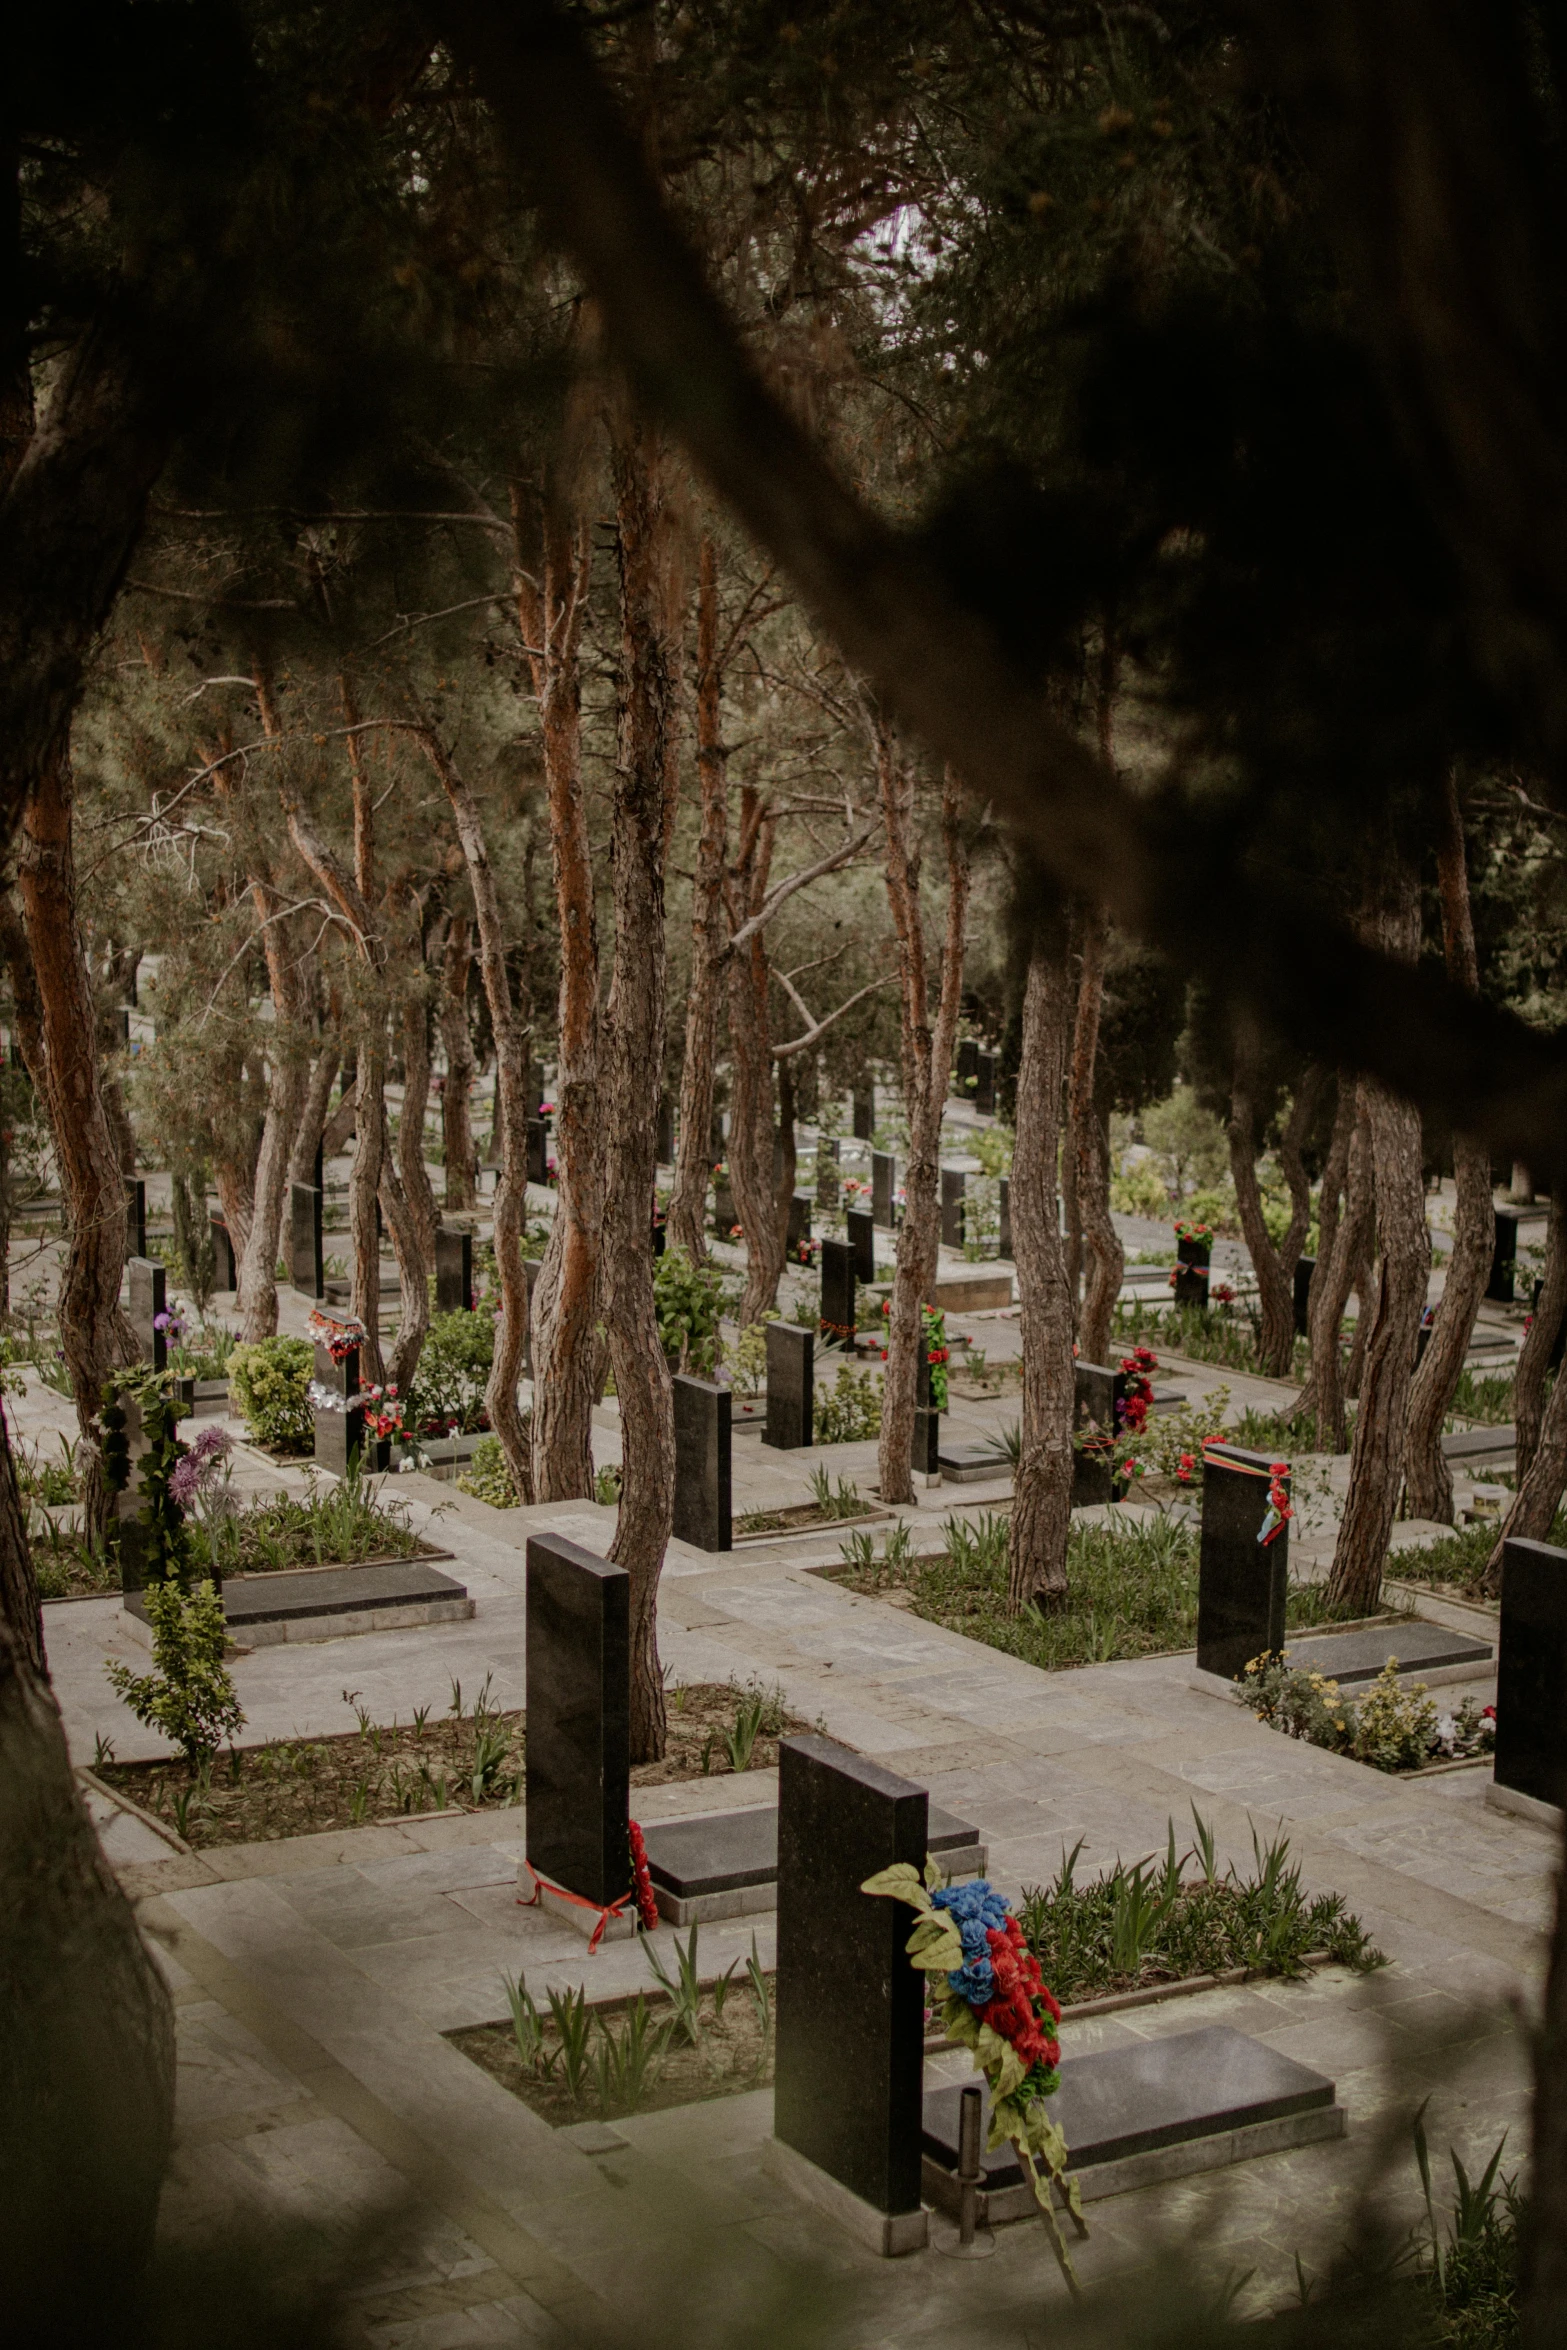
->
[[862, 1861, 1082, 2280]]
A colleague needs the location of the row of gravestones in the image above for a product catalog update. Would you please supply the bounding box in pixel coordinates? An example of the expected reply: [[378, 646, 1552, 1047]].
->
[[520, 1507, 1342, 2255]]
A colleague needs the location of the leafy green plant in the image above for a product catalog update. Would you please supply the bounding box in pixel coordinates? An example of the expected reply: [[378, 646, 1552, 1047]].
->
[[730, 1319, 771, 1396], [593, 1463, 623, 1507], [942, 1511, 1011, 1577], [408, 1307, 494, 1433], [807, 1464, 865, 1518], [643, 1923, 705, 2049], [654, 1247, 728, 1377], [458, 1434, 519, 1507], [545, 1984, 594, 2106], [1353, 1660, 1441, 1772], [105, 1578, 245, 1772], [591, 1994, 670, 2113], [228, 1335, 314, 1454], [812, 1363, 882, 1442]]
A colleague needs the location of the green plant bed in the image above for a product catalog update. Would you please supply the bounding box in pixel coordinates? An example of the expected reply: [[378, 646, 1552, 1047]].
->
[[187, 1475, 438, 1578], [828, 1511, 1359, 1672], [1393, 1505, 1567, 1599], [1445, 1369, 1517, 1427], [1111, 1297, 1312, 1383], [1229, 1402, 1354, 1455]]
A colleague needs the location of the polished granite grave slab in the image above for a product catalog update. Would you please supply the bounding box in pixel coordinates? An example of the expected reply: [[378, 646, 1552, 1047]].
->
[[1443, 1425, 1517, 1461], [639, 1798, 986, 1925], [1281, 1620, 1493, 1685], [1490, 1534, 1567, 1820], [1195, 1445, 1289, 1682], [123, 1557, 471, 1648], [937, 1442, 1007, 1485], [921, 2024, 1343, 2220], [525, 1533, 631, 1913]]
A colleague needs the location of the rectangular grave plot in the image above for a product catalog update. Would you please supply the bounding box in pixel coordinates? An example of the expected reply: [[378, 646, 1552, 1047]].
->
[[1284, 1622, 1492, 1686], [525, 1534, 631, 1908], [775, 1736, 928, 2220], [1495, 1536, 1567, 1810], [1196, 1445, 1290, 1681]]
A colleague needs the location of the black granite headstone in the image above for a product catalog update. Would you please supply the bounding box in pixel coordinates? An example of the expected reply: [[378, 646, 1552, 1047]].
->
[[434, 1226, 473, 1315], [290, 1180, 324, 1298], [871, 1151, 896, 1229], [846, 1207, 876, 1283], [775, 1735, 928, 2228], [1071, 1360, 1125, 1508], [713, 1181, 738, 1238], [522, 1254, 542, 1378], [1173, 1229, 1212, 1309], [764, 1324, 814, 1451], [525, 1532, 632, 1908], [656, 1097, 675, 1164], [1488, 1208, 1520, 1303], [1531, 1279, 1567, 1372], [527, 1060, 546, 1116], [820, 1238, 856, 1346], [912, 1349, 940, 1477], [125, 1179, 146, 1263], [852, 1085, 874, 1141], [673, 1373, 732, 1551], [787, 1193, 812, 1252], [1196, 1444, 1290, 1680], [1293, 1255, 1315, 1338], [128, 1258, 166, 1371], [312, 1338, 365, 1473], [652, 1218, 666, 1258], [999, 1176, 1012, 1260], [1494, 1536, 1567, 1810], [526, 1116, 549, 1187], [973, 1053, 995, 1115], [211, 1216, 237, 1292], [940, 1168, 966, 1249], [955, 1038, 979, 1096]]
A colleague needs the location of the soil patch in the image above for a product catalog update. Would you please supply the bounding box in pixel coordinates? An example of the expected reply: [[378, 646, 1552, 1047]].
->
[[734, 1500, 883, 1539], [450, 1979, 774, 2128]]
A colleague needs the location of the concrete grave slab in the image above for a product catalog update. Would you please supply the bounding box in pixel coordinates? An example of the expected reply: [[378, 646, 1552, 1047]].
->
[[1280, 1621, 1493, 1687], [639, 1798, 987, 1925]]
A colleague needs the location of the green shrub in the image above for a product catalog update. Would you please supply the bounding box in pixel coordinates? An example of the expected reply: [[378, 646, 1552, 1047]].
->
[[105, 1577, 245, 1771], [410, 1308, 495, 1433], [654, 1247, 728, 1376], [1110, 1163, 1170, 1220], [228, 1336, 314, 1454], [813, 1364, 883, 1442], [458, 1434, 519, 1507]]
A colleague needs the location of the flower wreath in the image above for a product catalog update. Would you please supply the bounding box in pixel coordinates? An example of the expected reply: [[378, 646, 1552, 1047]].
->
[[308, 1307, 369, 1364], [862, 1862, 1083, 2283]]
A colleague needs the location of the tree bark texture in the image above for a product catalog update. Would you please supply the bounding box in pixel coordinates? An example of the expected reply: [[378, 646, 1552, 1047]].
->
[[1299, 1088, 1373, 1450], [399, 975, 439, 1273], [604, 416, 679, 1763], [1405, 775, 1494, 1519], [17, 749, 135, 1534], [421, 732, 534, 1506], [1229, 1041, 1319, 1379], [726, 788, 787, 1323], [1327, 859, 1430, 1615], [1518, 1192, 1567, 1484], [288, 1040, 340, 1188], [438, 915, 477, 1210], [668, 529, 728, 1264], [876, 740, 969, 1506], [1008, 904, 1075, 1613], [515, 482, 600, 1502], [1068, 903, 1123, 1364]]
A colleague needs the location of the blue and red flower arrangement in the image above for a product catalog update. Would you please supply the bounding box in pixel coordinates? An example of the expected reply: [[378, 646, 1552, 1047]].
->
[[862, 1861, 1083, 2279]]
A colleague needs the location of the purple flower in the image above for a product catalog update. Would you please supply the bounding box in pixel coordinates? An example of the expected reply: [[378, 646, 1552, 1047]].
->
[[168, 1454, 202, 1507]]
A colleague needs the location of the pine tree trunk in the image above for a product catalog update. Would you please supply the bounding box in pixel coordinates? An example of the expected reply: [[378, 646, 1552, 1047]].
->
[[604, 415, 678, 1763], [1299, 1090, 1373, 1449], [1518, 1193, 1567, 1482], [1228, 1033, 1309, 1378], [17, 748, 134, 1540], [288, 1040, 340, 1187], [399, 983, 438, 1271], [1345, 1239, 1378, 1400], [727, 789, 788, 1321], [350, 1031, 387, 1384], [668, 530, 727, 1264], [1009, 904, 1075, 1612], [1486, 1336, 1567, 1592], [1326, 857, 1429, 1614], [1524, 1817, 1567, 2350], [1068, 904, 1122, 1362], [876, 745, 969, 1505], [439, 915, 478, 1211], [518, 490, 601, 1503]]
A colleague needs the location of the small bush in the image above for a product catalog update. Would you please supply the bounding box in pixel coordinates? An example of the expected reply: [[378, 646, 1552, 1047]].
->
[[654, 1247, 728, 1376], [458, 1434, 520, 1507], [410, 1308, 494, 1433], [813, 1364, 883, 1442], [1110, 1163, 1170, 1220], [228, 1335, 314, 1454], [105, 1577, 245, 1772]]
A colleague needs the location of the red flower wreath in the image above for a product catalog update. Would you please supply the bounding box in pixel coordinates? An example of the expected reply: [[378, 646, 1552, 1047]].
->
[[627, 1819, 660, 1931]]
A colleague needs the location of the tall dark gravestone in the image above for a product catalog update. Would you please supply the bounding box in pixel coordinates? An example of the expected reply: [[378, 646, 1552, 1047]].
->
[[764, 1324, 814, 1451], [852, 1084, 874, 1141], [211, 1216, 238, 1292], [999, 1177, 1012, 1260], [435, 1227, 473, 1315], [816, 1135, 840, 1209], [955, 1038, 979, 1096], [1195, 1445, 1290, 1683], [871, 1151, 896, 1229], [846, 1206, 876, 1284], [526, 1117, 549, 1187], [527, 1059, 546, 1116], [672, 1374, 732, 1552], [524, 1534, 632, 1910], [713, 1179, 738, 1238], [656, 1097, 674, 1164], [1293, 1256, 1315, 1338], [772, 1735, 930, 2256], [125, 1179, 146, 1263], [1173, 1228, 1212, 1309], [912, 1350, 940, 1479], [787, 1193, 812, 1253], [1071, 1360, 1125, 1508], [940, 1168, 966, 1249], [290, 1179, 324, 1299], [973, 1053, 996, 1115], [820, 1239, 856, 1347], [521, 1254, 542, 1378], [1490, 1536, 1567, 1819], [311, 1340, 365, 1475], [128, 1259, 166, 1371], [1488, 1208, 1520, 1303]]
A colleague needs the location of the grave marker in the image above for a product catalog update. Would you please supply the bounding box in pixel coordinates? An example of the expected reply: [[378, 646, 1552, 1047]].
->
[[871, 1150, 896, 1229], [290, 1179, 324, 1298], [764, 1324, 814, 1451], [523, 1533, 632, 1913], [787, 1193, 812, 1253], [526, 1116, 549, 1187], [311, 1338, 366, 1476], [912, 1348, 940, 1479], [999, 1176, 1012, 1260], [1488, 1207, 1521, 1302], [656, 1097, 674, 1164], [125, 1179, 146, 1263], [672, 1373, 732, 1552], [1173, 1227, 1212, 1309], [1071, 1360, 1125, 1508], [852, 1084, 874, 1141], [434, 1226, 473, 1315], [1293, 1255, 1315, 1337], [210, 1216, 237, 1292], [522, 1254, 542, 1378], [1194, 1444, 1290, 1685], [1489, 1535, 1567, 1822], [1531, 1280, 1567, 1372], [973, 1052, 996, 1115], [846, 1206, 876, 1283], [940, 1167, 966, 1250], [820, 1238, 856, 1348], [127, 1258, 166, 1371], [772, 1734, 929, 2256], [955, 1038, 979, 1096]]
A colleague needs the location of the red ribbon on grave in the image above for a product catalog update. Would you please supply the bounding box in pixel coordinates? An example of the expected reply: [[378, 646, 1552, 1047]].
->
[[517, 1817, 660, 1952]]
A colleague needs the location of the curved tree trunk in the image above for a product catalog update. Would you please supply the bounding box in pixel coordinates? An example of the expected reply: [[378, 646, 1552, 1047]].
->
[[1518, 1192, 1567, 1482], [18, 748, 135, 1539], [288, 1039, 340, 1188], [1229, 1039, 1318, 1378], [349, 1033, 387, 1384], [727, 787, 788, 1322], [1299, 1088, 1372, 1449], [604, 414, 678, 1762], [1344, 1238, 1378, 1400], [1068, 902, 1122, 1363], [1326, 855, 1430, 1614], [1008, 902, 1075, 1612], [439, 915, 477, 1211], [399, 981, 439, 1272], [1487, 1312, 1567, 1589], [668, 529, 727, 1265], [877, 746, 969, 1505]]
